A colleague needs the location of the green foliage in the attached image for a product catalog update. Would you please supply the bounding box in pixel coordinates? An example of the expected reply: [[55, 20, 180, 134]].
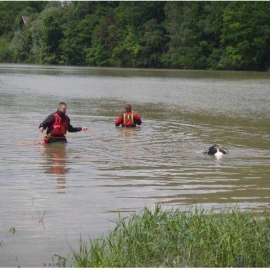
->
[[39, 7, 64, 64], [0, 36, 12, 62], [1, 1, 270, 70], [164, 2, 227, 69], [221, 2, 270, 70], [86, 9, 118, 66], [9, 30, 29, 62], [0, 2, 28, 36], [69, 206, 270, 267]]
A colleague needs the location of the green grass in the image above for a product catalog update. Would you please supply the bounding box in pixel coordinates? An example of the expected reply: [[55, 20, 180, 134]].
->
[[69, 205, 270, 267]]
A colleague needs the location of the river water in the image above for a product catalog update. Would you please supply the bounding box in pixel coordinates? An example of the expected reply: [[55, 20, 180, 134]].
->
[[0, 64, 270, 267]]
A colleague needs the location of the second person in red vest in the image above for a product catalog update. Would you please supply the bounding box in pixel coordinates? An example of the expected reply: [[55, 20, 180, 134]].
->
[[115, 104, 142, 127]]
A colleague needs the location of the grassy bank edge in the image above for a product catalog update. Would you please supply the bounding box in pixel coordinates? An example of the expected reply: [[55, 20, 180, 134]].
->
[[64, 205, 270, 267]]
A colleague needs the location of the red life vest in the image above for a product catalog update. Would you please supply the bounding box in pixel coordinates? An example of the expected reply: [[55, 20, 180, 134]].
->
[[51, 113, 68, 135], [123, 112, 135, 127]]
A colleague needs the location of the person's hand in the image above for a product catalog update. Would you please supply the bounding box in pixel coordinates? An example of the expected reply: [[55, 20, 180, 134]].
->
[[81, 127, 88, 131], [39, 127, 44, 133]]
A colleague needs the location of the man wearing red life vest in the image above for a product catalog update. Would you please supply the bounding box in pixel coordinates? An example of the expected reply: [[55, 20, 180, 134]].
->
[[39, 102, 88, 144], [115, 104, 142, 127]]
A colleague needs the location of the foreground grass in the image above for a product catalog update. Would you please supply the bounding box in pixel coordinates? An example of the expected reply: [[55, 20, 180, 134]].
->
[[70, 205, 270, 267]]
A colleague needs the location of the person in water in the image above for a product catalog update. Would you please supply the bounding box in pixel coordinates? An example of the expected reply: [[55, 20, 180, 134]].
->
[[115, 104, 142, 127], [39, 102, 88, 144], [204, 144, 228, 156]]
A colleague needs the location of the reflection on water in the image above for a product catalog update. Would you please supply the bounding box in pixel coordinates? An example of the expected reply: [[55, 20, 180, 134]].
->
[[0, 64, 270, 267], [116, 127, 141, 161], [42, 143, 69, 194]]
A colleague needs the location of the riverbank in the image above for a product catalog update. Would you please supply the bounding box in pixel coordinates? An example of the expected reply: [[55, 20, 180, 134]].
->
[[67, 205, 270, 267]]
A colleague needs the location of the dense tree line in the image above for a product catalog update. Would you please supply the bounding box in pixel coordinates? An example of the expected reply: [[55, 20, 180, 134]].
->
[[0, 1, 270, 71]]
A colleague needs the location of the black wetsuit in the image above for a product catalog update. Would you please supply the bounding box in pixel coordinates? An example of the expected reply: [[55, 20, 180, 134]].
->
[[39, 110, 82, 143]]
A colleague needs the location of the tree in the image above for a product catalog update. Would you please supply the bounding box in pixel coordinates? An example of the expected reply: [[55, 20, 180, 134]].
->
[[221, 2, 270, 70], [39, 6, 64, 64], [164, 2, 228, 69], [86, 9, 118, 66], [0, 36, 12, 62], [2, 1, 270, 70]]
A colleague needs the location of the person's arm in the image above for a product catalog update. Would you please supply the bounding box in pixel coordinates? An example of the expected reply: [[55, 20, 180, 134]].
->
[[66, 116, 88, 132], [67, 117, 82, 132], [68, 124, 82, 132], [115, 115, 123, 127], [39, 114, 55, 132], [134, 113, 142, 125]]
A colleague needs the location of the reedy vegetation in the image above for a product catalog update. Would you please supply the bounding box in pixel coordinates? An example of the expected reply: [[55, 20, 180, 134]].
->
[[69, 205, 270, 267], [0, 1, 270, 70]]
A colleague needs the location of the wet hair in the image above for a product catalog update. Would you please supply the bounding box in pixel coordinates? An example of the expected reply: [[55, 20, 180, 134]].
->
[[204, 144, 228, 155], [58, 102, 67, 109]]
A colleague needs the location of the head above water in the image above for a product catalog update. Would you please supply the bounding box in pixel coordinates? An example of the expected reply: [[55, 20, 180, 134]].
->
[[58, 102, 67, 114], [204, 144, 228, 155], [125, 104, 132, 112]]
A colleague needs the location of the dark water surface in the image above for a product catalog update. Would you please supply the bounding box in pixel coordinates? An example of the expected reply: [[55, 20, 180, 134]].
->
[[0, 64, 270, 267]]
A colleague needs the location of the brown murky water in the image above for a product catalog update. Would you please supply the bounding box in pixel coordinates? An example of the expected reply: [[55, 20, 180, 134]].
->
[[0, 64, 270, 266]]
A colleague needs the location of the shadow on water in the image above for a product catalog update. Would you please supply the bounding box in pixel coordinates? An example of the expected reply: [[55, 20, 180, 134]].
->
[[42, 143, 70, 194]]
